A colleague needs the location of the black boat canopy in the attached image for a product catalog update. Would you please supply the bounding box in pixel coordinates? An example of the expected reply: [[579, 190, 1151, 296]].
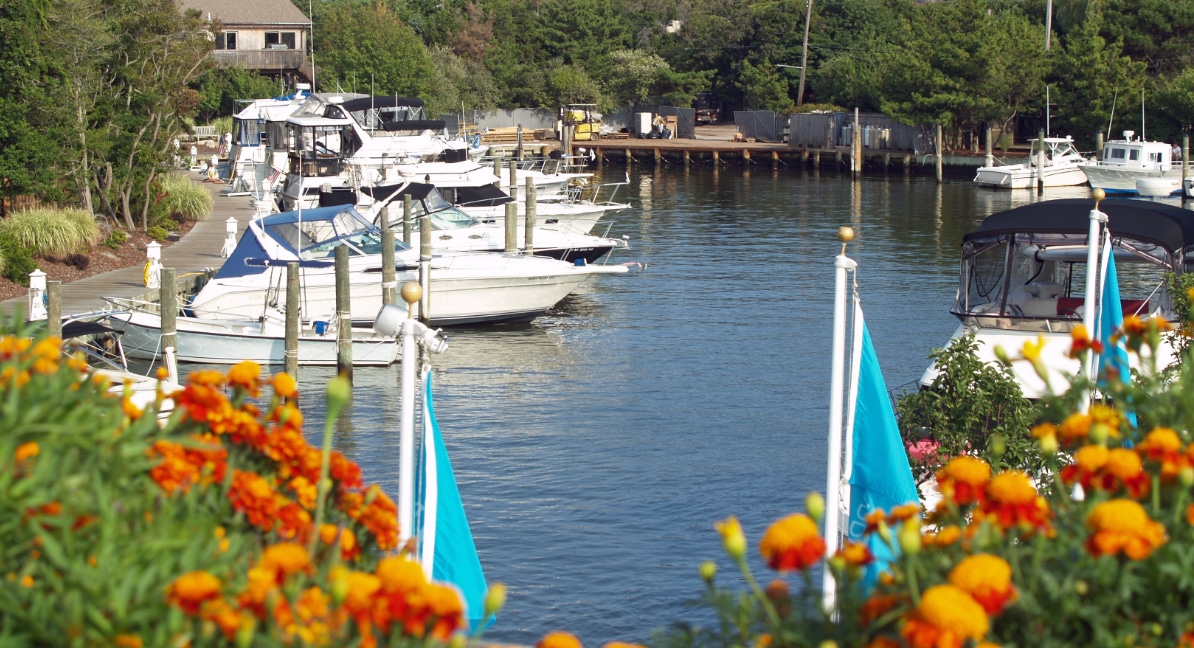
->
[[964, 198, 1194, 254], [338, 96, 425, 112]]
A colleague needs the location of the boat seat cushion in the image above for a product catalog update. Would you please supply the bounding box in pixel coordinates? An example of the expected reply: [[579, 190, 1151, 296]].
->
[[1056, 297, 1149, 317]]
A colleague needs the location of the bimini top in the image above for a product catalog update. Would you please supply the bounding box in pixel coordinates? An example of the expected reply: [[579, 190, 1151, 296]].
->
[[339, 96, 425, 112], [964, 198, 1194, 253]]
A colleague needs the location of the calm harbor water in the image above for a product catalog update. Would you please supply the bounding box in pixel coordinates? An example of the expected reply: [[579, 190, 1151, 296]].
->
[[246, 169, 1102, 646]]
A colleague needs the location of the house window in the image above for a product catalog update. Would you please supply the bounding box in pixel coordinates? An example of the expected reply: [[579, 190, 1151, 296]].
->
[[216, 31, 237, 50], [265, 31, 296, 49]]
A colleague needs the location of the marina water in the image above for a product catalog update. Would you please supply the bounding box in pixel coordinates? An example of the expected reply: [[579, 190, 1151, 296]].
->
[[246, 169, 1100, 646]]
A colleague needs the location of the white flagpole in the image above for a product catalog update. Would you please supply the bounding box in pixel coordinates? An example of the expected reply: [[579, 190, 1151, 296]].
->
[[823, 227, 857, 610], [1081, 191, 1107, 412]]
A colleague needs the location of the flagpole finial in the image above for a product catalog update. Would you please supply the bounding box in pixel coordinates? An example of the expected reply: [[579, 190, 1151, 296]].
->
[[401, 280, 422, 319], [1093, 187, 1106, 204], [838, 226, 855, 255]]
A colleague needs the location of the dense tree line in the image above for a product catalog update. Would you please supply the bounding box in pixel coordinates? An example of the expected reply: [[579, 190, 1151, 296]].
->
[[4, 0, 1194, 218]]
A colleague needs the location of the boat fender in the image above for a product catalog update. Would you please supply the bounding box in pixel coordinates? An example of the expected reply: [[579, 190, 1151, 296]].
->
[[471, 133, 481, 148], [143, 260, 152, 287]]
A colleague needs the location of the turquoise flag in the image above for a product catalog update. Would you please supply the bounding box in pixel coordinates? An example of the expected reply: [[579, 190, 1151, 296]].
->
[[845, 309, 920, 585], [1097, 250, 1131, 384], [417, 371, 492, 631]]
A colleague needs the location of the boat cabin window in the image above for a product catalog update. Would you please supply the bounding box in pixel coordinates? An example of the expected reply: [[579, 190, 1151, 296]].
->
[[1149, 152, 1163, 163], [1108, 148, 1126, 160], [954, 234, 1174, 331], [1130, 149, 1140, 161]]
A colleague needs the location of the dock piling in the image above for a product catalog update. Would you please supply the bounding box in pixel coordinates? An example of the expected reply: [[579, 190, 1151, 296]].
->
[[403, 195, 412, 246], [285, 262, 299, 378], [47, 281, 61, 339], [1036, 128, 1045, 194], [419, 215, 431, 326], [935, 124, 944, 184], [334, 247, 352, 382], [160, 268, 178, 383], [524, 178, 536, 252]]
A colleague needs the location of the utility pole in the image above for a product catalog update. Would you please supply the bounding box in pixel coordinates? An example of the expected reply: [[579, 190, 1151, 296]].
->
[[1045, 0, 1053, 51], [798, 0, 813, 107]]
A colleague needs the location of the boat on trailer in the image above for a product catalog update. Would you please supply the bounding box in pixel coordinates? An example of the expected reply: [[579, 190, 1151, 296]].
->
[[920, 198, 1188, 399]]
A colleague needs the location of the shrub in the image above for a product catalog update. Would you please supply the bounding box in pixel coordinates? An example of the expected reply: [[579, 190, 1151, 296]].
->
[[659, 317, 1194, 648], [0, 235, 37, 286], [102, 229, 128, 250], [0, 208, 100, 257], [0, 338, 499, 644], [146, 225, 170, 242], [156, 173, 212, 222], [209, 115, 233, 139]]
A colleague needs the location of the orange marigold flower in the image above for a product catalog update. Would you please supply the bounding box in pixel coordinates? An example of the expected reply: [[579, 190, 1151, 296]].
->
[[113, 634, 143, 648], [226, 360, 262, 397], [167, 571, 222, 615], [272, 372, 298, 399], [199, 597, 245, 641], [1086, 499, 1166, 560], [421, 581, 466, 640], [1057, 413, 1092, 447], [923, 525, 962, 549], [864, 508, 887, 533], [948, 554, 1017, 616], [276, 501, 313, 543], [261, 542, 310, 578], [859, 594, 902, 625], [355, 486, 399, 551], [377, 555, 426, 594], [538, 631, 583, 648], [320, 524, 360, 561], [1063, 444, 1148, 496], [935, 456, 991, 507], [1139, 427, 1189, 481], [122, 396, 143, 420], [1068, 324, 1104, 358], [330, 450, 364, 490], [862, 638, 902, 648], [974, 471, 1051, 534], [900, 584, 989, 648], [228, 470, 278, 531], [14, 441, 38, 463], [889, 503, 921, 523], [341, 570, 381, 618], [835, 540, 875, 568], [758, 513, 825, 572]]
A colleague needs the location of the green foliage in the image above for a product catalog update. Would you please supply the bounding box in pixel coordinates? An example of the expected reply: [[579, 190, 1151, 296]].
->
[[154, 173, 212, 223], [145, 225, 169, 242], [0, 208, 99, 258], [735, 59, 793, 113], [314, 2, 435, 107], [101, 229, 127, 250], [896, 335, 1041, 481], [0, 235, 37, 286], [194, 68, 284, 122]]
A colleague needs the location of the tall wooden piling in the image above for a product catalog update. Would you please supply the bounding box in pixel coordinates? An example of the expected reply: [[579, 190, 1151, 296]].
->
[[47, 281, 61, 339], [285, 262, 299, 378], [419, 216, 431, 326], [935, 124, 944, 183], [516, 125, 524, 161], [1184, 133, 1190, 205], [402, 195, 413, 246], [508, 156, 518, 201], [1095, 132, 1104, 160], [380, 206, 397, 306], [334, 247, 352, 382], [985, 125, 993, 167], [493, 157, 502, 188], [1036, 128, 1045, 194], [160, 268, 177, 382], [524, 178, 537, 252], [504, 201, 517, 252], [852, 107, 862, 178]]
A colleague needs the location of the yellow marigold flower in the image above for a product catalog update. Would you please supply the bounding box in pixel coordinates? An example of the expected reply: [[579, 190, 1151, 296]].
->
[[538, 631, 583, 648], [376, 555, 426, 594], [1105, 448, 1143, 481], [1058, 413, 1092, 446], [14, 441, 38, 463], [759, 513, 825, 572], [948, 554, 1017, 616], [20, 574, 33, 588], [121, 396, 142, 420], [1030, 422, 1057, 441], [1019, 335, 1045, 362], [272, 372, 298, 399], [113, 635, 143, 648], [341, 571, 380, 616], [889, 503, 921, 522], [1086, 499, 1166, 560], [1140, 427, 1183, 453], [716, 515, 747, 560], [1073, 445, 1109, 472], [167, 571, 221, 615], [935, 456, 991, 506], [901, 584, 989, 648], [260, 542, 310, 577], [226, 360, 261, 397], [975, 471, 1051, 534], [1089, 404, 1122, 437]]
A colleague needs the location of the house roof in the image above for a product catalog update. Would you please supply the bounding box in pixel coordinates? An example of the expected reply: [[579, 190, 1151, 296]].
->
[[179, 0, 311, 28]]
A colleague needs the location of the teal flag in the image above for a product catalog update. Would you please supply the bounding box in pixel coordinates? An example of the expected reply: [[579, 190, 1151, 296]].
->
[[417, 371, 492, 630], [1097, 250, 1131, 384], [846, 309, 920, 585]]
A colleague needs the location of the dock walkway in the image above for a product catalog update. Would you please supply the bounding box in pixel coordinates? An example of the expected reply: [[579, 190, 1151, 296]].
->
[[1, 174, 257, 319]]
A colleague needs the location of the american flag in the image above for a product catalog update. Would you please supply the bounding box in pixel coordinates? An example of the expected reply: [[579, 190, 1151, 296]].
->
[[264, 166, 283, 188]]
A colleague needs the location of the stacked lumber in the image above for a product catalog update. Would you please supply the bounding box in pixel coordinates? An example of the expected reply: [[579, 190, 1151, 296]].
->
[[480, 127, 521, 144]]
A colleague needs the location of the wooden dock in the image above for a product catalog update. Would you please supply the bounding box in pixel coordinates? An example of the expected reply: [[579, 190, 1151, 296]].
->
[[0, 174, 258, 319]]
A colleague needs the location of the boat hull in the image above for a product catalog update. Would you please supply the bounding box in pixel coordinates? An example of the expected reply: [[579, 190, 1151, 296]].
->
[[974, 164, 1090, 189], [111, 311, 399, 366], [1081, 165, 1186, 194]]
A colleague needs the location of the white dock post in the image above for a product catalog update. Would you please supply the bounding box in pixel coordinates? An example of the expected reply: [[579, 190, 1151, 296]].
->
[[27, 269, 47, 321], [144, 242, 162, 289], [221, 216, 237, 258]]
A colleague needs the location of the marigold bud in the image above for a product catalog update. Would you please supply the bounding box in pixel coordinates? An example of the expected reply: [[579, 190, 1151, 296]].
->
[[1074, 580, 1088, 595], [820, 642, 839, 648], [699, 561, 717, 582], [990, 433, 1006, 458], [715, 516, 747, 561], [993, 345, 1010, 365], [1039, 433, 1059, 456], [326, 374, 351, 416], [827, 554, 847, 574], [449, 634, 468, 648], [1090, 422, 1112, 444], [1181, 467, 1194, 487], [876, 520, 892, 546], [484, 583, 508, 617], [897, 518, 921, 555], [235, 618, 256, 648], [805, 492, 825, 522]]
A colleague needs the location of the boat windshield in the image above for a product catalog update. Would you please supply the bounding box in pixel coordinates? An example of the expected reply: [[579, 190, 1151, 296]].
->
[[952, 232, 1175, 331], [384, 190, 479, 230], [264, 207, 411, 259]]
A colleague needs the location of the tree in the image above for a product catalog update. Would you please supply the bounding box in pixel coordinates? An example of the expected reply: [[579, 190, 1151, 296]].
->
[[313, 1, 436, 101], [424, 44, 502, 118], [603, 49, 669, 110], [194, 68, 288, 123], [734, 59, 792, 113]]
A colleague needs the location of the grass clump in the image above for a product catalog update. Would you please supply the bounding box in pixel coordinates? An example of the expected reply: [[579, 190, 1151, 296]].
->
[[155, 173, 212, 222], [0, 208, 99, 258]]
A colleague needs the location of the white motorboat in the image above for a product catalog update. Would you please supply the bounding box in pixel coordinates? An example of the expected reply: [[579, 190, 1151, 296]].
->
[[973, 136, 1092, 189], [1081, 131, 1189, 195], [187, 204, 629, 327], [920, 198, 1185, 399], [358, 182, 628, 263], [104, 309, 399, 366], [59, 314, 181, 418], [224, 84, 311, 193], [1136, 177, 1181, 197]]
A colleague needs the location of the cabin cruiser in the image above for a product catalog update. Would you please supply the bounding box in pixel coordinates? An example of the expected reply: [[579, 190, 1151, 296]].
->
[[188, 204, 629, 327], [356, 182, 628, 263], [224, 84, 312, 192], [920, 198, 1186, 399], [1081, 131, 1188, 195], [973, 136, 1092, 189]]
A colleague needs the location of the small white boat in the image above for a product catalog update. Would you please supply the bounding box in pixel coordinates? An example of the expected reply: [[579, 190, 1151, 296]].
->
[[973, 137, 1092, 189], [920, 198, 1185, 399], [1081, 131, 1188, 195], [106, 309, 399, 366], [1137, 177, 1181, 197], [59, 314, 181, 418]]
